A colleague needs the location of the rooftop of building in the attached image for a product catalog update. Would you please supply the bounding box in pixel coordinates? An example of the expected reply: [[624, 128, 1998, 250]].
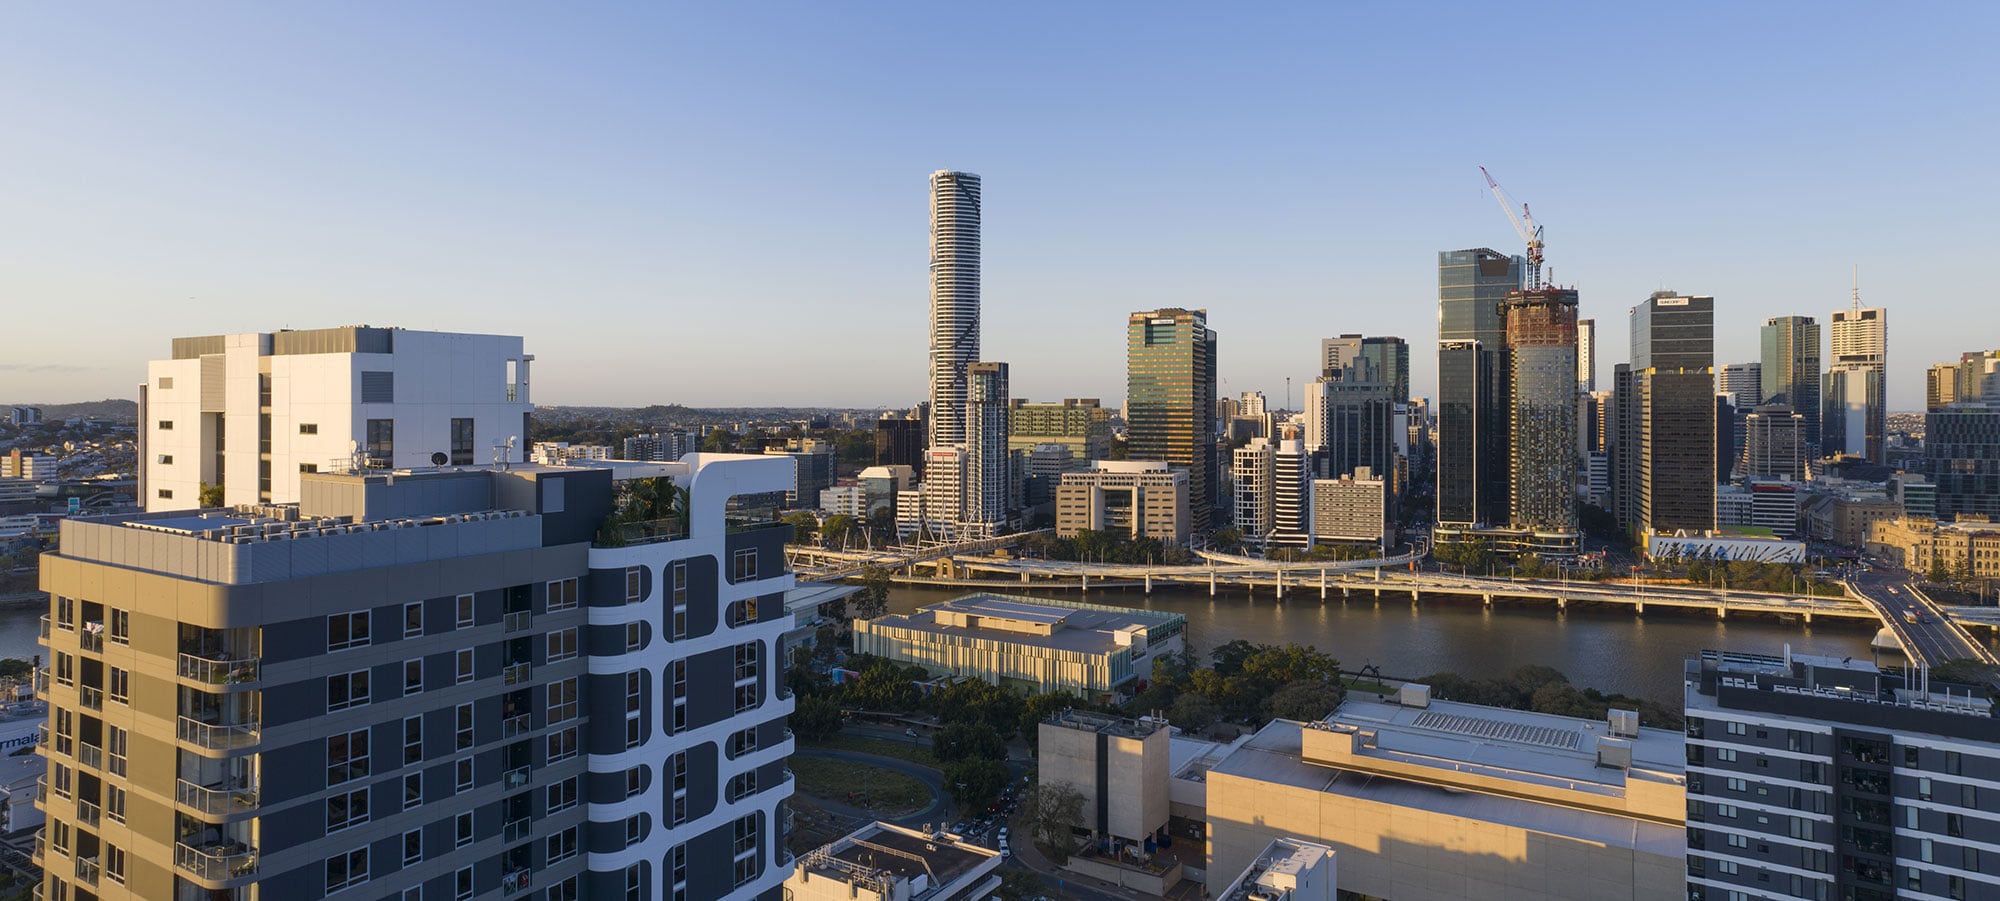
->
[[1686, 650, 1999, 742], [1210, 716, 1685, 854], [861, 593, 1184, 658], [1045, 708, 1169, 740], [1214, 837, 1334, 901], [795, 821, 998, 898]]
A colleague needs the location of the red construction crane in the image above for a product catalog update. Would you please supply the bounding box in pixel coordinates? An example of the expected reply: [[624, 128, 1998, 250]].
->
[[1480, 166, 1544, 290]]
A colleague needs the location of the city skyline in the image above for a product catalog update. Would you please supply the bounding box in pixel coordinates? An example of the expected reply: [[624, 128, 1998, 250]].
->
[[5, 6, 1992, 412]]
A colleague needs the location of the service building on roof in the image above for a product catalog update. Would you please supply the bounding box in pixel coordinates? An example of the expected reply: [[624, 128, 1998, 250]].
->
[[1204, 685, 1687, 901], [851, 593, 1185, 701]]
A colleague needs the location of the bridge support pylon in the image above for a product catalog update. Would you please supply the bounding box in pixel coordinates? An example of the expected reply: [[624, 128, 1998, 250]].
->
[[1276, 572, 1284, 599], [1320, 569, 1327, 600], [1021, 571, 1030, 583], [1210, 569, 1217, 597], [1717, 606, 1726, 620], [1803, 611, 1811, 624], [1557, 597, 1567, 612], [1635, 600, 1644, 614], [1144, 572, 1152, 594], [1483, 593, 1492, 606]]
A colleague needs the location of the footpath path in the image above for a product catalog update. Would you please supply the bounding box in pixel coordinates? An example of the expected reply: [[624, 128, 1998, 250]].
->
[[791, 748, 952, 828]]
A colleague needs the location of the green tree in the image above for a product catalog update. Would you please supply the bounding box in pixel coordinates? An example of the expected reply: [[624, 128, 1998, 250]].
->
[[1167, 692, 1222, 732], [1208, 527, 1245, 554], [820, 514, 858, 550], [783, 512, 820, 546], [934, 722, 1008, 764], [993, 870, 1049, 901], [701, 429, 738, 452], [944, 757, 1012, 813], [0, 659, 30, 679], [1240, 644, 1343, 685], [1018, 690, 1088, 744], [198, 481, 224, 508], [1931, 554, 1952, 584], [1020, 779, 1087, 854], [791, 695, 845, 740], [929, 679, 1023, 739], [1263, 680, 1346, 722], [1209, 639, 1262, 676], [851, 564, 892, 621]]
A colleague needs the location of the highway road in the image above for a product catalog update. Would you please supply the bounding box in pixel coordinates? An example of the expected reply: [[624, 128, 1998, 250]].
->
[[1845, 569, 1995, 666]]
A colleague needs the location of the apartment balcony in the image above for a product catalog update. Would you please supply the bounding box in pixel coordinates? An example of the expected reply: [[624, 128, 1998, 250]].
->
[[504, 611, 533, 634], [79, 631, 104, 654], [79, 686, 104, 711], [32, 667, 47, 695], [38, 615, 49, 639], [501, 868, 533, 897], [175, 840, 259, 882], [30, 835, 44, 866], [77, 743, 103, 771], [502, 662, 533, 686], [76, 798, 101, 827], [177, 716, 261, 751], [177, 779, 260, 816], [34, 776, 45, 804], [500, 714, 533, 739], [34, 724, 47, 749], [178, 653, 262, 687], [74, 856, 100, 887], [503, 765, 531, 789], [502, 817, 532, 843]]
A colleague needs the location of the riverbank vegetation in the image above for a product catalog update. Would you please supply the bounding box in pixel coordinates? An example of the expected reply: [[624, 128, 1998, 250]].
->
[[1418, 664, 1682, 729]]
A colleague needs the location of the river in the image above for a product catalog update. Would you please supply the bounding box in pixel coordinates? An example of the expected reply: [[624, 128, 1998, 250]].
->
[[887, 584, 1881, 707]]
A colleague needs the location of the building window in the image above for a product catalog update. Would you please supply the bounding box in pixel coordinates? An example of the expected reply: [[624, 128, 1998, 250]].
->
[[549, 678, 578, 724], [625, 814, 647, 847], [455, 703, 474, 750], [54, 653, 72, 688], [625, 622, 645, 652], [727, 727, 758, 759], [669, 843, 688, 901], [626, 566, 644, 603], [404, 659, 424, 696], [671, 659, 688, 732], [327, 787, 370, 833], [158, 420, 173, 430], [105, 844, 125, 884], [727, 770, 758, 803], [328, 611, 371, 651], [404, 715, 424, 766], [105, 784, 125, 823], [361, 371, 395, 404], [157, 489, 173, 500], [727, 596, 759, 628], [157, 454, 173, 464], [455, 866, 474, 901], [56, 596, 74, 629], [733, 548, 758, 582], [404, 601, 424, 637], [552, 876, 580, 901], [455, 812, 473, 848], [547, 628, 578, 663], [547, 826, 578, 865], [451, 418, 475, 466], [455, 593, 475, 628], [626, 766, 647, 797], [547, 776, 579, 814], [328, 729, 370, 786], [299, 423, 318, 435], [108, 667, 129, 704], [626, 671, 645, 749], [300, 463, 319, 473], [455, 648, 474, 684], [735, 642, 761, 712], [548, 578, 579, 611], [325, 847, 369, 894], [403, 773, 423, 811], [732, 815, 760, 886], [670, 751, 689, 825], [670, 562, 689, 640], [365, 419, 393, 467], [327, 670, 371, 711], [108, 609, 129, 644], [547, 726, 578, 764], [403, 829, 423, 867], [107, 724, 128, 775], [158, 376, 173, 389], [455, 756, 474, 792], [625, 864, 644, 901]]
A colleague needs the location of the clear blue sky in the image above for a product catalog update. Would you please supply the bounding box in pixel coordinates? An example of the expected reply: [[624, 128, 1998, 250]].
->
[[3, 4, 1992, 411]]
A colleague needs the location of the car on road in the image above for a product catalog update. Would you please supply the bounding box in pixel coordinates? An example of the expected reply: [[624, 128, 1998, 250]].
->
[[905, 728, 920, 738]]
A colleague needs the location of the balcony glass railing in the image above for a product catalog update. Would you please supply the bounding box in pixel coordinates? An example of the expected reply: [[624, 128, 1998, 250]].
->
[[503, 765, 531, 789], [33, 667, 47, 695], [179, 653, 262, 686], [502, 817, 532, 843], [501, 714, 533, 738], [79, 631, 103, 653], [178, 716, 261, 750], [75, 856, 100, 886], [30, 835, 45, 865], [38, 615, 49, 639], [77, 744, 103, 770], [79, 686, 104, 711], [177, 779, 260, 815], [502, 868, 533, 897], [34, 776, 45, 804], [76, 798, 100, 827], [502, 662, 533, 685], [175, 841, 259, 881], [504, 611, 533, 633]]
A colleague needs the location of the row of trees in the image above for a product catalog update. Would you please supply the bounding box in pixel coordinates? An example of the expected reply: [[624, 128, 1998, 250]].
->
[[1419, 665, 1682, 729], [1126, 639, 1347, 732], [1018, 529, 1194, 566]]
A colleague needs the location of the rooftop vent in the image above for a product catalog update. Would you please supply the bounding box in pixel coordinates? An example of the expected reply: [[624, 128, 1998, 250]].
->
[[1608, 709, 1640, 738]]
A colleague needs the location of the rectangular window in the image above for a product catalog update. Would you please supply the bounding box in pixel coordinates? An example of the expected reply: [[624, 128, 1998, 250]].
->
[[1717, 748, 1739, 763], [403, 773, 423, 812], [670, 843, 688, 901], [326, 787, 370, 833], [403, 829, 423, 867], [549, 678, 579, 724], [547, 827, 578, 865], [365, 418, 394, 467], [158, 488, 173, 500], [455, 648, 474, 685], [404, 601, 424, 637], [671, 751, 689, 825], [456, 593, 475, 629], [327, 670, 371, 711], [625, 622, 644, 652], [547, 578, 579, 611], [547, 776, 579, 814], [404, 715, 424, 766], [106, 844, 126, 884], [1726, 721, 1747, 735], [54, 654, 72, 688], [105, 784, 125, 823], [326, 847, 369, 894], [455, 866, 474, 901], [299, 423, 319, 435], [108, 724, 128, 775], [455, 756, 474, 792], [300, 463, 319, 473], [626, 567, 643, 603], [455, 812, 474, 848], [547, 628, 578, 663], [733, 548, 758, 582], [626, 766, 646, 797], [158, 376, 173, 389], [625, 815, 644, 847], [405, 659, 425, 696], [328, 729, 370, 786], [671, 561, 689, 640], [733, 815, 759, 886], [455, 703, 474, 750], [672, 659, 688, 732], [108, 609, 129, 644], [157, 453, 174, 464], [547, 726, 578, 764], [328, 611, 371, 651], [158, 420, 173, 430], [626, 864, 643, 901], [451, 418, 475, 466], [108, 667, 129, 704]]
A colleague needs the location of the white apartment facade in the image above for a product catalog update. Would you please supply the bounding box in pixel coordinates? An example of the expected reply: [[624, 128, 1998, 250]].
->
[[140, 327, 533, 511]]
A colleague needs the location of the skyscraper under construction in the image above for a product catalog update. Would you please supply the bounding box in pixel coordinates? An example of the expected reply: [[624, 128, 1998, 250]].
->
[[1505, 287, 1581, 537]]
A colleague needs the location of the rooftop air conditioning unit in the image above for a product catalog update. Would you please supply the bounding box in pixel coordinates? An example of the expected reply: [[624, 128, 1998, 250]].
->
[[1608, 709, 1640, 738]]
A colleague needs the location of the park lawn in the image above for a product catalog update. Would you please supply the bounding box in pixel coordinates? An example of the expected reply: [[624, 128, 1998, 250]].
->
[[791, 756, 931, 816], [800, 732, 938, 767]]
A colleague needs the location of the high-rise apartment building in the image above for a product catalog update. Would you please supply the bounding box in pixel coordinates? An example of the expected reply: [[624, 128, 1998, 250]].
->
[[1720, 363, 1761, 409], [1825, 304, 1887, 464], [623, 431, 697, 463], [872, 415, 926, 477], [1231, 437, 1275, 545], [927, 170, 982, 450], [1305, 336, 1404, 491], [1504, 288, 1580, 538], [1760, 315, 1822, 451], [1269, 431, 1311, 547], [35, 453, 800, 901], [1436, 249, 1521, 528], [1610, 364, 1642, 531], [139, 327, 534, 511], [1742, 404, 1807, 483], [1684, 650, 2000, 901], [1126, 309, 1218, 530], [1007, 398, 1111, 466], [1629, 293, 1716, 535], [1928, 363, 1963, 412], [1321, 335, 1410, 405], [1925, 405, 2000, 519], [1577, 317, 1597, 392], [961, 362, 1010, 531]]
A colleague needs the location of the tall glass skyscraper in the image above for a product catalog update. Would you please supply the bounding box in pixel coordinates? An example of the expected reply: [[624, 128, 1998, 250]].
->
[[1504, 288, 1580, 535], [1630, 292, 1716, 534], [928, 170, 981, 449], [1127, 309, 1218, 529], [1436, 249, 1521, 527], [1759, 315, 1821, 451], [963, 361, 1010, 529], [1826, 305, 1887, 464]]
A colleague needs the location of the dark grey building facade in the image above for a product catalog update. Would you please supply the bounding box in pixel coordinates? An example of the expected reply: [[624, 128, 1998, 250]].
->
[[1630, 292, 1716, 535], [1437, 249, 1521, 528]]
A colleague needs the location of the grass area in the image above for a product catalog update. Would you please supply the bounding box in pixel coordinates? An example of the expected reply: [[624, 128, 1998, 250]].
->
[[800, 732, 938, 767], [1343, 677, 1398, 695], [791, 755, 931, 816]]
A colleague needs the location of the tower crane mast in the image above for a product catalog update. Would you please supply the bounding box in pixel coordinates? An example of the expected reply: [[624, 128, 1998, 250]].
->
[[1480, 166, 1544, 290]]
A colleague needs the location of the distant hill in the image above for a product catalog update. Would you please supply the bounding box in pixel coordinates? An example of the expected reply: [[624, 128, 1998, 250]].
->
[[4, 399, 137, 421]]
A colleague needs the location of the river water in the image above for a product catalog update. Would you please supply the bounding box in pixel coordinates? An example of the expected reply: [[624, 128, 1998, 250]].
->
[[887, 584, 1881, 707]]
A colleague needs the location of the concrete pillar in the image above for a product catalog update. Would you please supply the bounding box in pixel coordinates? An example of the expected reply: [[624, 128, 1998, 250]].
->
[[1081, 573, 1088, 591], [1210, 568, 1217, 597], [1022, 571, 1031, 583], [1483, 593, 1492, 606], [1320, 568, 1328, 600], [1557, 597, 1567, 611], [1276, 571, 1284, 599], [1635, 600, 1644, 614], [1804, 611, 1812, 624], [1144, 572, 1152, 594], [1717, 605, 1727, 620]]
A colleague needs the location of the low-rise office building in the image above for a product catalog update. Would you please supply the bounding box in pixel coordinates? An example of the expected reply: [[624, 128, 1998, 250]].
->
[[1310, 467, 1391, 551], [1039, 710, 1172, 848], [1054, 461, 1190, 546], [1866, 516, 2000, 579], [1684, 650, 2000, 901], [784, 820, 1001, 901], [1802, 488, 1903, 549], [853, 594, 1184, 700], [1205, 687, 1686, 901], [1647, 529, 1806, 564], [1214, 837, 1336, 901]]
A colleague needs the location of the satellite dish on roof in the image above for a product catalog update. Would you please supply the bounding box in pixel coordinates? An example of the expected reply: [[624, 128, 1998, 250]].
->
[[431, 452, 449, 468]]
